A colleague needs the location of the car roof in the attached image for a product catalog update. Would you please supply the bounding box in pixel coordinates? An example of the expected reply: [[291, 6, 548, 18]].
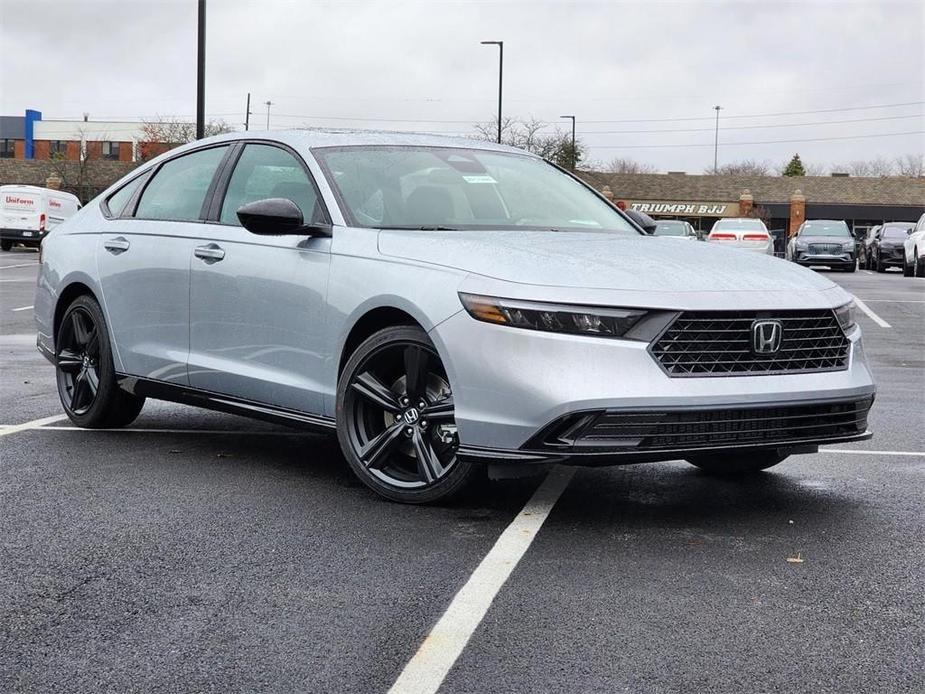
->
[[176, 129, 533, 157]]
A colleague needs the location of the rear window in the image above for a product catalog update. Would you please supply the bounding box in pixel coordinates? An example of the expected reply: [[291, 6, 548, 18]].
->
[[712, 219, 766, 232]]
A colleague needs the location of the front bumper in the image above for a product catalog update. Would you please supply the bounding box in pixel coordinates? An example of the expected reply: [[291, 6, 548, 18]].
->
[[794, 250, 855, 268], [431, 309, 876, 462], [878, 247, 905, 266]]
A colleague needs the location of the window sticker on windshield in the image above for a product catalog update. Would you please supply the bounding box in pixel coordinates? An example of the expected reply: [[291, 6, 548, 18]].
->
[[462, 174, 497, 184]]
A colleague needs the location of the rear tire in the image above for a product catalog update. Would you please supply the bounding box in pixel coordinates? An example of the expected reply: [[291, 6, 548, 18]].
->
[[0, 240, 12, 251], [55, 295, 145, 428], [336, 325, 478, 504], [916, 252, 925, 278], [686, 451, 789, 475], [904, 256, 915, 277]]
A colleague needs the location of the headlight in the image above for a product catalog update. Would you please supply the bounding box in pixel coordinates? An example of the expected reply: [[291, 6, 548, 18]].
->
[[834, 301, 856, 332], [842, 241, 855, 250], [795, 240, 808, 250], [459, 293, 647, 338]]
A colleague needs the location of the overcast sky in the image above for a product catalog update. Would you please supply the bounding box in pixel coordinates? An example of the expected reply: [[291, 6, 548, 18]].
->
[[2, 0, 923, 172]]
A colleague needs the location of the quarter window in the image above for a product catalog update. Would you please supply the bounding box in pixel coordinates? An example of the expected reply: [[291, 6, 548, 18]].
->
[[135, 146, 228, 222], [105, 173, 149, 218], [220, 144, 324, 225]]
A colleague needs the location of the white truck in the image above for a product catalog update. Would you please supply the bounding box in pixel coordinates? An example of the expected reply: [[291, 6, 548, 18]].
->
[[1, 185, 81, 251]]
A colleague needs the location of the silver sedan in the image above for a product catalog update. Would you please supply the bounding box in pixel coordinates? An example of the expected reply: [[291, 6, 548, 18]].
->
[[34, 131, 875, 503]]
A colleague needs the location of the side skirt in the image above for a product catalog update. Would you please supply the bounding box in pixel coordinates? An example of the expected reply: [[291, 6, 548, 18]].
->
[[116, 375, 337, 433]]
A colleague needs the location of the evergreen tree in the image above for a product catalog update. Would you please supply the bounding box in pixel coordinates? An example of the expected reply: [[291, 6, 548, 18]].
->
[[782, 154, 807, 177]]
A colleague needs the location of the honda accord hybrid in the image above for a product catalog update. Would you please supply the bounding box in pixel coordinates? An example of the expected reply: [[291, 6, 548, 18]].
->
[[34, 131, 875, 503]]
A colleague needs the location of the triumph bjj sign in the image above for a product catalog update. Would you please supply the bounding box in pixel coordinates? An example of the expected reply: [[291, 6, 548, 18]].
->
[[628, 201, 738, 217]]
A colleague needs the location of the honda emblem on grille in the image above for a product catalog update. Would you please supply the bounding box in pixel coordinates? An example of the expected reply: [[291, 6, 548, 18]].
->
[[751, 320, 783, 354]]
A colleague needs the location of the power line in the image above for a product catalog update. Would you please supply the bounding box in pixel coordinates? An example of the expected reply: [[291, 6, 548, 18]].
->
[[581, 112, 925, 135], [590, 130, 925, 149]]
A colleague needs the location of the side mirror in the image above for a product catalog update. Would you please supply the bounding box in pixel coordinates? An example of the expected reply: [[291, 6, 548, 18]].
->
[[624, 209, 658, 234], [236, 198, 331, 237]]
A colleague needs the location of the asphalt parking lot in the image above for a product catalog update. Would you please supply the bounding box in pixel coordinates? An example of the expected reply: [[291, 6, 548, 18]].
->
[[1, 248, 923, 693]]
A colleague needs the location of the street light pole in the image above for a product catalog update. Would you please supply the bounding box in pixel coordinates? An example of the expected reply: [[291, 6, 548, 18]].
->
[[561, 115, 576, 171], [265, 100, 273, 130], [481, 40, 503, 144], [713, 105, 722, 174], [244, 92, 251, 131], [196, 0, 206, 139]]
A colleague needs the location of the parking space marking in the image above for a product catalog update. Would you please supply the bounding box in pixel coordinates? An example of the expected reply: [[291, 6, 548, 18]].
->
[[858, 299, 925, 303], [852, 296, 891, 328], [823, 448, 924, 457], [388, 466, 575, 694], [0, 414, 68, 437], [0, 263, 38, 270], [11, 305, 33, 312]]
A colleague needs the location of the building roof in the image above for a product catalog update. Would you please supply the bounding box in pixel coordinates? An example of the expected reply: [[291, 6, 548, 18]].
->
[[580, 171, 925, 207]]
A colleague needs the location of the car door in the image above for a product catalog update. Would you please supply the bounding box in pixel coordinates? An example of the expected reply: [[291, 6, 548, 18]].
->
[[97, 144, 231, 384], [187, 141, 332, 415]]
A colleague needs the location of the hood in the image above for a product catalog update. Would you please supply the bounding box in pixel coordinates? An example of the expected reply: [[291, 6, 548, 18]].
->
[[378, 229, 836, 293]]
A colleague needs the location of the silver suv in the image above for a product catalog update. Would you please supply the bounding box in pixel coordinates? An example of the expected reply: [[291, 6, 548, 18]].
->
[[35, 131, 875, 503]]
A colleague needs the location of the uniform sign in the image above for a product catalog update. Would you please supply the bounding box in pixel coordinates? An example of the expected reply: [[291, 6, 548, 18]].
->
[[628, 201, 737, 217]]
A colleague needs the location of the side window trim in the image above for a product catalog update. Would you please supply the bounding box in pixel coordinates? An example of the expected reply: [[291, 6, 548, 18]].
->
[[208, 139, 331, 226], [128, 143, 234, 222], [204, 142, 245, 222]]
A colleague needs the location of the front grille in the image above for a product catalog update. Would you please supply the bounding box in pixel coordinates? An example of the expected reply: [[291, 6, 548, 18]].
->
[[651, 310, 850, 377], [808, 243, 844, 254], [533, 398, 872, 453]]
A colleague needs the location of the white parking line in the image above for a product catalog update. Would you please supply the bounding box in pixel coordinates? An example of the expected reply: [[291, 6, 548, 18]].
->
[[388, 466, 575, 694], [10, 305, 33, 312], [0, 414, 68, 437], [852, 296, 891, 328], [858, 299, 925, 303], [0, 263, 38, 270], [35, 426, 307, 436], [823, 449, 924, 457]]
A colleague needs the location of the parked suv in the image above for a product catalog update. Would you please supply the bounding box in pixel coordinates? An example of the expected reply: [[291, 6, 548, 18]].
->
[[34, 131, 875, 504], [903, 213, 925, 277], [786, 219, 857, 272], [870, 222, 913, 273]]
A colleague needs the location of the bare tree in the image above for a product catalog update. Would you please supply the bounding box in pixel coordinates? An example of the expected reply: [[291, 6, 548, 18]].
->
[[138, 116, 233, 161], [706, 159, 773, 176], [803, 161, 827, 176], [605, 157, 657, 174], [473, 116, 585, 169], [896, 153, 925, 177], [46, 127, 103, 203], [847, 157, 895, 177]]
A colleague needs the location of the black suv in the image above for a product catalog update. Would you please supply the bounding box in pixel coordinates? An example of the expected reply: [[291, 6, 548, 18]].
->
[[870, 222, 913, 273]]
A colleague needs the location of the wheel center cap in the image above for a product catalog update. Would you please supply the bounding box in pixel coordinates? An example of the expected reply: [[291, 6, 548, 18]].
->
[[82, 356, 91, 368], [402, 408, 420, 425]]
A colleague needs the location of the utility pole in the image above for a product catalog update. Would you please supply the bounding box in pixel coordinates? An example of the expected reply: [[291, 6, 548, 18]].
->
[[713, 105, 722, 174], [196, 0, 206, 139], [481, 40, 503, 144], [244, 92, 252, 131], [264, 100, 273, 130], [561, 115, 576, 171]]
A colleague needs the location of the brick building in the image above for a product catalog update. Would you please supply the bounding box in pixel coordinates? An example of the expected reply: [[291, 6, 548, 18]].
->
[[1, 109, 176, 163]]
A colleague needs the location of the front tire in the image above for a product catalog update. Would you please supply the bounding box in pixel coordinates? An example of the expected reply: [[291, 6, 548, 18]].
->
[[336, 325, 477, 504], [686, 451, 789, 475], [845, 260, 857, 273], [875, 253, 886, 273], [904, 255, 915, 277], [916, 252, 925, 278], [55, 295, 145, 428]]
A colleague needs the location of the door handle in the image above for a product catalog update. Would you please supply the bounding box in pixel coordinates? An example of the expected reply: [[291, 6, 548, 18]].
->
[[104, 237, 130, 254], [194, 243, 225, 263]]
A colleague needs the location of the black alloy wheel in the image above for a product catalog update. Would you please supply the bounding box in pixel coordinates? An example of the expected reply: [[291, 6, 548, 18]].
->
[[55, 295, 145, 428], [337, 325, 476, 504]]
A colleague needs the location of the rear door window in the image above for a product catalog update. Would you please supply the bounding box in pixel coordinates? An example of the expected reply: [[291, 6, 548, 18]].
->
[[135, 146, 228, 222], [219, 144, 325, 226]]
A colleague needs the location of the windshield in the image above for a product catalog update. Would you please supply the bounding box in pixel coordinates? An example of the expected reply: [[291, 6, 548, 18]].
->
[[800, 221, 850, 237], [712, 218, 766, 231], [653, 221, 687, 236], [882, 226, 909, 240], [313, 145, 640, 234]]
